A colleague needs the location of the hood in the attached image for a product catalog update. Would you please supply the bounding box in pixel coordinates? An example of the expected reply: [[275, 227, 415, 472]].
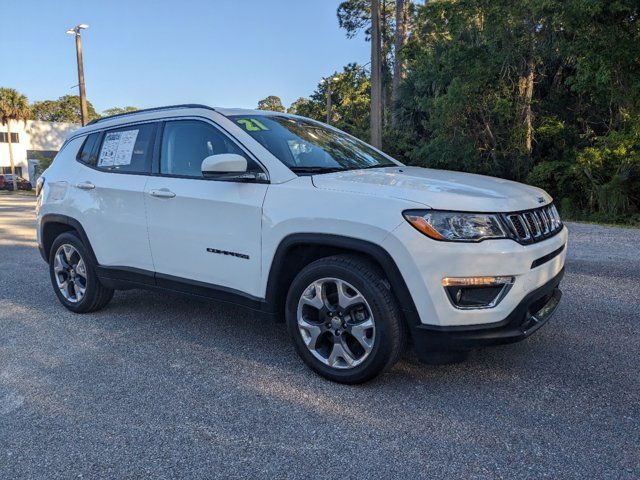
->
[[311, 166, 552, 212]]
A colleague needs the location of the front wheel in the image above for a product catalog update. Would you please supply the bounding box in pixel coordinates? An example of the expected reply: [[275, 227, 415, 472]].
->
[[286, 255, 406, 384]]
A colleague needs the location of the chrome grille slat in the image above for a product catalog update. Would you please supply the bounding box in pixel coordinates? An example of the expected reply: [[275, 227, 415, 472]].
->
[[533, 210, 545, 235], [539, 209, 550, 234], [500, 204, 562, 245], [542, 209, 551, 233], [506, 214, 530, 240], [524, 212, 540, 238]]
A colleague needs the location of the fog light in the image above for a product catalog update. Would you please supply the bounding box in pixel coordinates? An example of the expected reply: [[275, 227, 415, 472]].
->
[[442, 276, 514, 309]]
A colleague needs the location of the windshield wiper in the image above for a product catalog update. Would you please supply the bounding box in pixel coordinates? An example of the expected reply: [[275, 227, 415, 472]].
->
[[289, 166, 346, 174], [343, 164, 395, 171]]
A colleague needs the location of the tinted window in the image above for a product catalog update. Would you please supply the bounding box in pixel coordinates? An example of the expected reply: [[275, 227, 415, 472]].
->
[[76, 133, 101, 166], [160, 120, 255, 177], [96, 123, 156, 174]]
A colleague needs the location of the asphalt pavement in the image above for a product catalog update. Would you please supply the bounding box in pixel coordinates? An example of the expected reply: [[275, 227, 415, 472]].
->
[[0, 193, 638, 479]]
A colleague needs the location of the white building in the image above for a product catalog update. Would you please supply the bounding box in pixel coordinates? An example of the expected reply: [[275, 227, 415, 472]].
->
[[0, 120, 79, 183]]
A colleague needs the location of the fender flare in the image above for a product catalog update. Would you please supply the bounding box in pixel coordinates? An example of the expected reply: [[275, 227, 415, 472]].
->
[[264, 233, 420, 326], [40, 214, 98, 265]]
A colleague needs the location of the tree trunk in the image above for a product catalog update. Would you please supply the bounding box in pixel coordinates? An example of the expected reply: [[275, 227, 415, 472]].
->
[[326, 83, 333, 124], [370, 0, 383, 148], [381, 1, 388, 128], [517, 57, 535, 171], [6, 119, 17, 191], [392, 0, 407, 126]]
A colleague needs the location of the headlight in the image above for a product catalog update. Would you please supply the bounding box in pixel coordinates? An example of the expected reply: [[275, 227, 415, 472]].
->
[[403, 210, 508, 242]]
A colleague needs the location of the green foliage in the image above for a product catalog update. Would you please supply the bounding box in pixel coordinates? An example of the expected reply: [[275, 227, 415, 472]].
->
[[30, 151, 54, 173], [0, 87, 30, 126], [31, 95, 99, 123], [388, 0, 640, 222], [257, 96, 285, 112], [287, 97, 311, 115], [528, 162, 578, 202], [337, 0, 396, 45], [102, 106, 138, 116], [0, 87, 30, 189], [295, 64, 372, 140]]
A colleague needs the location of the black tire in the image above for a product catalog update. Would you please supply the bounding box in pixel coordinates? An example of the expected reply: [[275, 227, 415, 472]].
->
[[49, 231, 114, 313], [286, 255, 407, 384]]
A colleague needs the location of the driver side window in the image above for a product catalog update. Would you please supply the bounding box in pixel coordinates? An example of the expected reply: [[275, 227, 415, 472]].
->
[[160, 120, 255, 177]]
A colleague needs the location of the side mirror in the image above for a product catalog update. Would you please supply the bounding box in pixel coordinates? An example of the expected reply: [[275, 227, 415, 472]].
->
[[201, 153, 247, 177]]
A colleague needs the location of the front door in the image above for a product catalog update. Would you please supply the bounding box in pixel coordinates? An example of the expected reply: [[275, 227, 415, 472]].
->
[[144, 119, 268, 298]]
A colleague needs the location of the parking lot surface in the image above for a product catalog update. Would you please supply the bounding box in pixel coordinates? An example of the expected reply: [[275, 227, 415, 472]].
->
[[1, 193, 638, 479]]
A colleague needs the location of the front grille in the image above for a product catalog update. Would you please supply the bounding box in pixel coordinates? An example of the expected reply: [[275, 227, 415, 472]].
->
[[500, 204, 562, 245]]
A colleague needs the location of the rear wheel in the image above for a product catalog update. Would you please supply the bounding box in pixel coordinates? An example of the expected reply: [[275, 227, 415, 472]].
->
[[286, 255, 406, 384], [49, 232, 114, 313]]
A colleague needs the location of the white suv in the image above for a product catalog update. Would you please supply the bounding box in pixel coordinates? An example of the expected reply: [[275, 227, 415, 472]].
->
[[36, 104, 567, 383]]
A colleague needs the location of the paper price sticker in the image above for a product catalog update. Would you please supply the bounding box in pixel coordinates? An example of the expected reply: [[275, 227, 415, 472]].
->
[[98, 129, 139, 167]]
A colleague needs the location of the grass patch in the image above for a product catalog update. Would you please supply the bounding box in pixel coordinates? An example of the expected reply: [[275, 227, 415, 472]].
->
[[0, 190, 36, 196], [562, 213, 640, 228]]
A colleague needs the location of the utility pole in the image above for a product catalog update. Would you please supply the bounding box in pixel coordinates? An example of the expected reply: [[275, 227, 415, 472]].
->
[[66, 24, 90, 126], [370, 0, 383, 148]]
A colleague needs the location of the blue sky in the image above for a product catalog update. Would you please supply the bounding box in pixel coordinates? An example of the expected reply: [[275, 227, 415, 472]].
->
[[0, 0, 369, 113]]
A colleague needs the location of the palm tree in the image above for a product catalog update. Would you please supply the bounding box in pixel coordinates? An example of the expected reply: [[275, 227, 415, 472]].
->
[[0, 88, 31, 191]]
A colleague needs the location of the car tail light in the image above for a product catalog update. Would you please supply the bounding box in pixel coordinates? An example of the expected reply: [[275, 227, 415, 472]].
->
[[36, 176, 45, 197]]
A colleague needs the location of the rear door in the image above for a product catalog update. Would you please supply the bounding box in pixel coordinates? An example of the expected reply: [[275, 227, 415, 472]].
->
[[73, 123, 157, 274], [144, 119, 268, 298]]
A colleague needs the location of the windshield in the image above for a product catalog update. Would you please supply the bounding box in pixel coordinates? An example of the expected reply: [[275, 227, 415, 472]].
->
[[229, 115, 397, 173]]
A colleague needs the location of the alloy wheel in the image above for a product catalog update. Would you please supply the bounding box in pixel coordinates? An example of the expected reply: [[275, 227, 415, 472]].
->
[[296, 277, 375, 369], [53, 244, 87, 303]]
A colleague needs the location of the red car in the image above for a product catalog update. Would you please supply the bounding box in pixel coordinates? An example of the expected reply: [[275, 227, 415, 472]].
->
[[0, 174, 33, 191]]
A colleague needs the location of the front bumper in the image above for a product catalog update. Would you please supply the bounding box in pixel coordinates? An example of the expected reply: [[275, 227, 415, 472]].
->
[[410, 267, 564, 361], [383, 222, 568, 327]]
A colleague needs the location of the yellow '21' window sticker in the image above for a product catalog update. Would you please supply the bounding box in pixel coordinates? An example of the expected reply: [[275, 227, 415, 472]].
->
[[236, 118, 269, 132]]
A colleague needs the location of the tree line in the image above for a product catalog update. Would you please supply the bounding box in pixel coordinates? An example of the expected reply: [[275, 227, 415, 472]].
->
[[258, 0, 640, 225], [28, 95, 138, 123], [1, 90, 138, 126]]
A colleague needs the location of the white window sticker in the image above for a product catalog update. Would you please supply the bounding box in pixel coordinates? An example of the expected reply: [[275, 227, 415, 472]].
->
[[98, 129, 139, 167]]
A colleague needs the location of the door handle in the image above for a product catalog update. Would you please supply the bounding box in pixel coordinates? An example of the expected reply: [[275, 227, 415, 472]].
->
[[76, 181, 95, 190], [149, 189, 176, 199]]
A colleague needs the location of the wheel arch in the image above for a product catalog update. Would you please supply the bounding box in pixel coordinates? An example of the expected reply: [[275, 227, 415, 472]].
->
[[40, 214, 98, 265], [265, 233, 420, 326]]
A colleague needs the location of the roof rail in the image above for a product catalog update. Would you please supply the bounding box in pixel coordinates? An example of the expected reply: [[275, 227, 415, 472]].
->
[[86, 104, 216, 126]]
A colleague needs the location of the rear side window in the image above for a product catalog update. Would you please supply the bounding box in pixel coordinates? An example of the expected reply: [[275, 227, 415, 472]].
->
[[96, 123, 156, 174], [76, 133, 101, 166]]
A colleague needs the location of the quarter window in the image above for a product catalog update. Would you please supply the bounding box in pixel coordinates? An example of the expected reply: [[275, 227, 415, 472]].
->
[[160, 120, 255, 177], [76, 133, 101, 166], [96, 123, 156, 174]]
